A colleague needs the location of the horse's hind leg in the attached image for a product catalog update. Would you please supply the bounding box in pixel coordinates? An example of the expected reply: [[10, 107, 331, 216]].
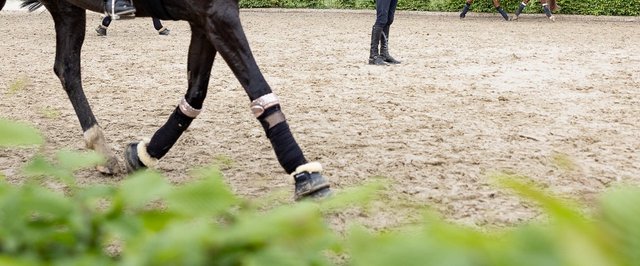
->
[[124, 23, 214, 172], [47, 3, 119, 174], [540, 0, 557, 21], [204, 3, 331, 200], [491, 0, 510, 20]]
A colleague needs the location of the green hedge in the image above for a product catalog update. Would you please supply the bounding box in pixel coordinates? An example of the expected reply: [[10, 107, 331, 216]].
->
[[240, 0, 640, 16]]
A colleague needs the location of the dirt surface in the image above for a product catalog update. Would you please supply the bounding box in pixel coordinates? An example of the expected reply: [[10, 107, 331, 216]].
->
[[1, 9, 639, 230]]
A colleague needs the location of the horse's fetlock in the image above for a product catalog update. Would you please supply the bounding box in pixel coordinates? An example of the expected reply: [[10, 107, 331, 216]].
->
[[83, 125, 103, 149]]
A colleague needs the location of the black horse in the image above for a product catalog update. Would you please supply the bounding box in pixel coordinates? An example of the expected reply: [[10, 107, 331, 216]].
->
[[1, 0, 331, 200]]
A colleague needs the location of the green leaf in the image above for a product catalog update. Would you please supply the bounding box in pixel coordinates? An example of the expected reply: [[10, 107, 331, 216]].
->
[[21, 185, 73, 217], [23, 155, 69, 179], [0, 256, 36, 266], [166, 166, 237, 216], [492, 173, 583, 222], [598, 187, 640, 265], [117, 171, 171, 210], [319, 180, 384, 212], [22, 155, 75, 184], [56, 149, 105, 171], [0, 118, 43, 147]]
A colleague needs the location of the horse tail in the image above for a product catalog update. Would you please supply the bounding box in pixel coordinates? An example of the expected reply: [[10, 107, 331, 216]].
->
[[21, 0, 43, 11]]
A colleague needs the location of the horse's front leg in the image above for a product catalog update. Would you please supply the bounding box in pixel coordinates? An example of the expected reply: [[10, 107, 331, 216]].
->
[[47, 3, 119, 174], [204, 2, 331, 200], [492, 0, 510, 20], [124, 23, 214, 172]]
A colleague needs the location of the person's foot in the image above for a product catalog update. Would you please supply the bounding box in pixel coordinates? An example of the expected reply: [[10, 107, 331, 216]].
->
[[381, 54, 401, 64], [95, 25, 107, 36], [368, 55, 387, 66], [158, 27, 170, 35], [105, 0, 136, 16]]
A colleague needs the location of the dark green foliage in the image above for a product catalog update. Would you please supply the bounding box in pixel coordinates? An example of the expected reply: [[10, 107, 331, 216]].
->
[[337, 0, 375, 9], [558, 0, 640, 15], [238, 0, 640, 16]]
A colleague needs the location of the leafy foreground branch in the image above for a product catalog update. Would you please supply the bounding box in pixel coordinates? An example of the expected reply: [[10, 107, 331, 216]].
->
[[1, 118, 639, 265]]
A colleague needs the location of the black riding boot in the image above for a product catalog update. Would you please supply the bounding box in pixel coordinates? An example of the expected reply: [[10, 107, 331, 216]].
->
[[105, 0, 135, 16], [380, 26, 401, 64], [369, 26, 386, 65]]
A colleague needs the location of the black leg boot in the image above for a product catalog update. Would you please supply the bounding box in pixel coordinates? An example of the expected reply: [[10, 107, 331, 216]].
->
[[105, 0, 135, 16], [369, 26, 387, 65], [380, 26, 401, 64], [460, 2, 471, 18], [95, 16, 110, 36], [496, 6, 509, 21], [513, 2, 526, 20]]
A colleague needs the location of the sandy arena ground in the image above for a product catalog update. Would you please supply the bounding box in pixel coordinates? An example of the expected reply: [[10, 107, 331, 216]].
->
[[1, 9, 639, 229]]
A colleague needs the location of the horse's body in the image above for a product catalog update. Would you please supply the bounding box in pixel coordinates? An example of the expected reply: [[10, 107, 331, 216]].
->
[[460, 0, 559, 21], [1, 0, 331, 200]]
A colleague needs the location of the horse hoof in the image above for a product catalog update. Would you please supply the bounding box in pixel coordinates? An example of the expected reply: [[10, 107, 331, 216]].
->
[[303, 186, 332, 201], [549, 15, 556, 22], [124, 142, 147, 173], [293, 170, 332, 201], [158, 28, 170, 35], [96, 156, 120, 175], [368, 55, 388, 66], [95, 25, 107, 36]]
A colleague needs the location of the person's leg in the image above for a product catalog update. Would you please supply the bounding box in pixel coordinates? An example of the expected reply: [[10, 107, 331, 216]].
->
[[369, 0, 390, 65], [492, 0, 509, 21], [152, 17, 170, 35], [380, 0, 400, 64], [95, 15, 111, 36], [460, 0, 473, 19]]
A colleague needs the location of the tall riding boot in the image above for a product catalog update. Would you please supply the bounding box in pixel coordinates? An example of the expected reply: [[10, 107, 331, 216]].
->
[[105, 0, 135, 16], [369, 26, 386, 65], [380, 26, 401, 64]]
